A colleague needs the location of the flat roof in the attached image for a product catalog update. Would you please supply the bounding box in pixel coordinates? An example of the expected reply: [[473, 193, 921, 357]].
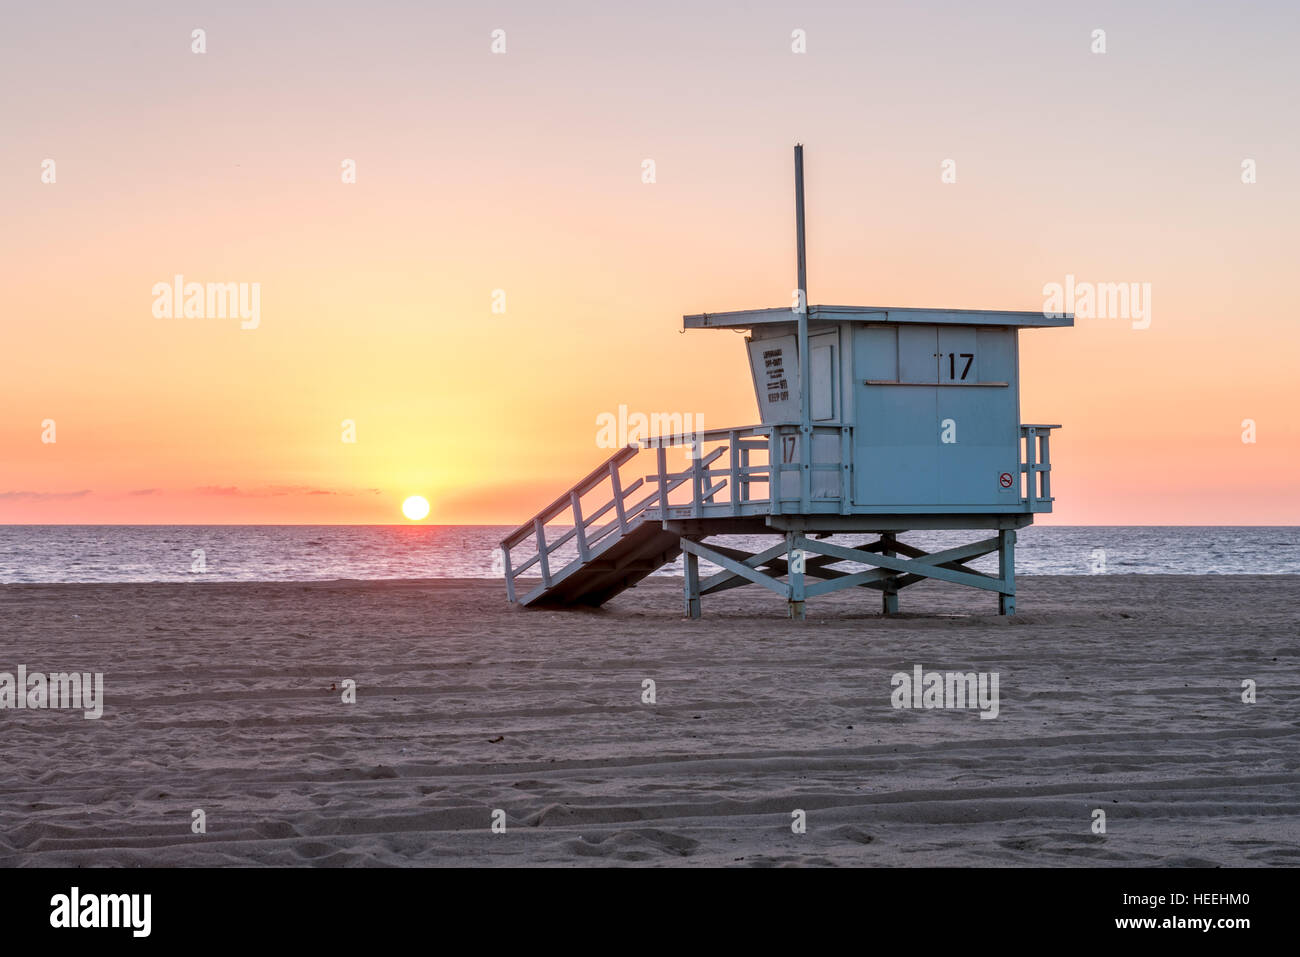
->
[[682, 305, 1074, 330]]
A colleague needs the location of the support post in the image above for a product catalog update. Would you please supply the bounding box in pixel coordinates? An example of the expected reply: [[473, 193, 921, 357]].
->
[[502, 545, 515, 603], [787, 532, 806, 620], [998, 528, 1016, 615], [880, 532, 900, 615], [683, 541, 701, 619]]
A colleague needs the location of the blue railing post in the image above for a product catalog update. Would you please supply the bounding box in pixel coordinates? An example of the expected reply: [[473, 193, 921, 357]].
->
[[1023, 427, 1038, 507], [609, 458, 627, 533], [839, 426, 852, 513], [768, 429, 781, 515], [691, 438, 704, 518], [534, 518, 551, 587], [729, 430, 741, 516], [656, 444, 668, 519], [1039, 431, 1051, 501], [570, 490, 589, 562]]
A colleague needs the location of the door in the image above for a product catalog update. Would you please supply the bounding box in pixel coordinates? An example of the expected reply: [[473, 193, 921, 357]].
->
[[936, 326, 1020, 506], [854, 325, 939, 504]]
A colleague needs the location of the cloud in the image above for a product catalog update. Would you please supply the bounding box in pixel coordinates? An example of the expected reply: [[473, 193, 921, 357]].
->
[[128, 488, 161, 496], [196, 485, 241, 496], [194, 485, 347, 497], [263, 485, 314, 496], [0, 489, 92, 500]]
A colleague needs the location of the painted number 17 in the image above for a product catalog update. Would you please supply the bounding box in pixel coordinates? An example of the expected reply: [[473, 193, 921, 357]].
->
[[946, 353, 974, 380]]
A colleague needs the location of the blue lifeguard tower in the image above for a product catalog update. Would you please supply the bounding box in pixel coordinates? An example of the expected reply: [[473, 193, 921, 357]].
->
[[500, 148, 1071, 617]]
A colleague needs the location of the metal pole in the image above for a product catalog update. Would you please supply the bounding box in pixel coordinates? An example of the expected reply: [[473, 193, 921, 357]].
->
[[795, 144, 808, 317], [794, 145, 812, 510]]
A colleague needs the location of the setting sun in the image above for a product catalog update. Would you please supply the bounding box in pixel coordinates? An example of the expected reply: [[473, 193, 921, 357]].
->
[[401, 496, 430, 521]]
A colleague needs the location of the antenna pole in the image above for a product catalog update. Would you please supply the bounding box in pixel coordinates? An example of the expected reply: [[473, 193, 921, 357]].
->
[[794, 145, 811, 476]]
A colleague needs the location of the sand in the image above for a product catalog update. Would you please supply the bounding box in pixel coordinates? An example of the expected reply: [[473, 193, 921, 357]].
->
[[1, 575, 1297, 867]]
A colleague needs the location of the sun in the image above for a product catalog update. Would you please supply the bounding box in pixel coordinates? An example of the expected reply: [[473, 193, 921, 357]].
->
[[401, 495, 430, 521]]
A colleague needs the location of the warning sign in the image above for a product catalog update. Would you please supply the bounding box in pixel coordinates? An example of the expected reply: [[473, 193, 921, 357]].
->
[[747, 335, 801, 423], [999, 472, 1014, 489]]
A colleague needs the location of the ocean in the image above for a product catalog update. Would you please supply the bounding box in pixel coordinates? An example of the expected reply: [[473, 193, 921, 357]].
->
[[1, 526, 1297, 583]]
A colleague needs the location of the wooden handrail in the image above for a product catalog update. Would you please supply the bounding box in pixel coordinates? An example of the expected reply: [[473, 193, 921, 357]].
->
[[641, 446, 727, 484], [504, 446, 691, 595], [501, 445, 639, 549]]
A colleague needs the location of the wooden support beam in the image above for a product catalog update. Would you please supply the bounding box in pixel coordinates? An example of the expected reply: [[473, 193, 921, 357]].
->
[[807, 553, 994, 597], [791, 536, 1005, 594], [881, 532, 900, 615], [681, 539, 791, 599], [998, 528, 1016, 615], [683, 544, 701, 619], [787, 532, 806, 620], [698, 541, 791, 596]]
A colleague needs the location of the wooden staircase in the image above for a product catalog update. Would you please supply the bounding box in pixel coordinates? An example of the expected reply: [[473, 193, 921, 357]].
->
[[521, 518, 682, 607], [499, 424, 854, 608], [499, 441, 713, 608]]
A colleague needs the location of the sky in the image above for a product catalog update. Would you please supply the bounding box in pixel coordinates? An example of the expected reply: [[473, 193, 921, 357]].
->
[[2, 0, 1298, 525]]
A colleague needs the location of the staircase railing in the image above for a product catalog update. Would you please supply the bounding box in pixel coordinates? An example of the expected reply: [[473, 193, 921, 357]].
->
[[500, 445, 638, 602], [499, 424, 851, 602]]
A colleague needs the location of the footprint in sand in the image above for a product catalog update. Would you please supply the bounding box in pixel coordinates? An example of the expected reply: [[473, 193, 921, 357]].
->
[[563, 828, 700, 860], [833, 825, 876, 845]]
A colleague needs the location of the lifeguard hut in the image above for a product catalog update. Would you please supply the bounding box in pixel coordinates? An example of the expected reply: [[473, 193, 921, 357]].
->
[[500, 147, 1071, 618]]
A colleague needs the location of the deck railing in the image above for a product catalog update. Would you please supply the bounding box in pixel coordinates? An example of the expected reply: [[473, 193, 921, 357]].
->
[[641, 424, 849, 517], [1020, 424, 1058, 509]]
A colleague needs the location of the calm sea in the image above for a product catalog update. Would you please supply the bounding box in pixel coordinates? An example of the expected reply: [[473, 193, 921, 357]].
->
[[0, 526, 1297, 583]]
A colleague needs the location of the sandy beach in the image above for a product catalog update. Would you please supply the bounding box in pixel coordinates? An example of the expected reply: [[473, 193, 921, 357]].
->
[[1, 575, 1297, 867]]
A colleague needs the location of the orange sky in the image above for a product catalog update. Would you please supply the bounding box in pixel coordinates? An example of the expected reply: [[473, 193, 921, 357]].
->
[[2, 2, 1297, 525]]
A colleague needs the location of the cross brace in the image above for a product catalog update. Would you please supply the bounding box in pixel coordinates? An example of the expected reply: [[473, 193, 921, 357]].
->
[[679, 529, 1017, 619]]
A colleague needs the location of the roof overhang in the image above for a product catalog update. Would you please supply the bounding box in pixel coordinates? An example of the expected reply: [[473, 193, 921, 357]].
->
[[682, 305, 1074, 330]]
